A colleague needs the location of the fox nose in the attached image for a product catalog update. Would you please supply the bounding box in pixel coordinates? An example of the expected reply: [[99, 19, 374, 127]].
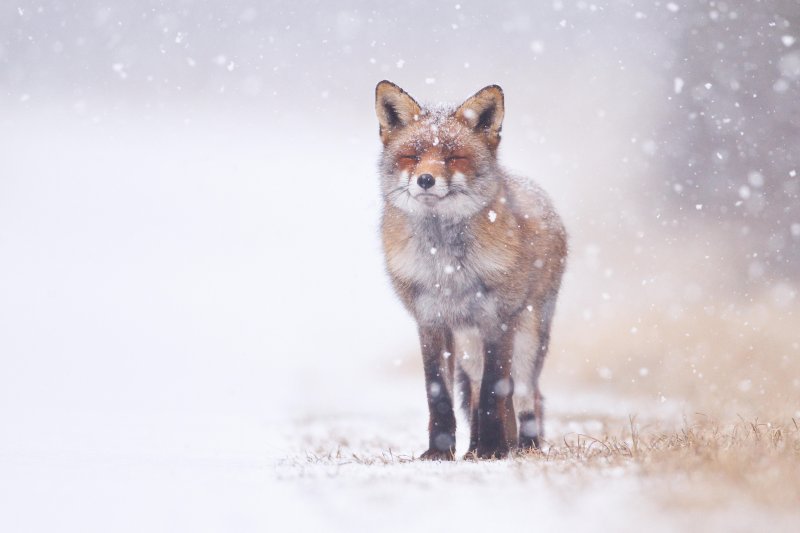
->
[[417, 174, 435, 190]]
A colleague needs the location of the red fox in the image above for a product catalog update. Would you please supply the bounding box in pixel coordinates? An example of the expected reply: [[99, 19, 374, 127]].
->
[[375, 81, 568, 460]]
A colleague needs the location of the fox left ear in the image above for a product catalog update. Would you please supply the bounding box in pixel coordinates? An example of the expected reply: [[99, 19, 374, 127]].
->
[[455, 85, 505, 147], [375, 80, 422, 145]]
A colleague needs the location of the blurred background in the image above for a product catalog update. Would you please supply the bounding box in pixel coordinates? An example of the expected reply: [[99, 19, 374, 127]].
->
[[1, 0, 799, 530]]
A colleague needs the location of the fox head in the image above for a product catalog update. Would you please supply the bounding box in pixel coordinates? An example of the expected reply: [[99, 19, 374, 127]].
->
[[375, 80, 505, 219]]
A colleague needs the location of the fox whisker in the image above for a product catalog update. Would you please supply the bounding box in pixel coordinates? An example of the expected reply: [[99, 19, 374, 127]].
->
[[385, 187, 410, 202]]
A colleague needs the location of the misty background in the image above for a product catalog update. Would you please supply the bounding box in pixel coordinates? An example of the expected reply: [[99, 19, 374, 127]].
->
[[1, 1, 799, 531]]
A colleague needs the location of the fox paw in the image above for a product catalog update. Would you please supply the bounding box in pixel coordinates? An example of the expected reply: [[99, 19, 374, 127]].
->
[[419, 448, 455, 461], [476, 442, 509, 460], [518, 435, 541, 451]]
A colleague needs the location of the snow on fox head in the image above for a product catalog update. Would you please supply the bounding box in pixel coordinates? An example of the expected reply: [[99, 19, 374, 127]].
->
[[375, 81, 505, 219]]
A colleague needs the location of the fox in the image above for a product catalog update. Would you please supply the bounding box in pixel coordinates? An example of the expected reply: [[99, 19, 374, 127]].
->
[[375, 80, 568, 460]]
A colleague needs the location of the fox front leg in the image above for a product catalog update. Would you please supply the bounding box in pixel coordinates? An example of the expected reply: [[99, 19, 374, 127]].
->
[[418, 326, 456, 461], [476, 326, 515, 459]]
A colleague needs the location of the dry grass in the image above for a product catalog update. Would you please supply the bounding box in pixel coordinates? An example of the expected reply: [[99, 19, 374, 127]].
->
[[281, 414, 800, 511], [538, 416, 800, 507]]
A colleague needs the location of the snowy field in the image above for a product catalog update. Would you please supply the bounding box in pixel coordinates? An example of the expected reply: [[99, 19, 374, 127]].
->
[[3, 2, 800, 531], [1, 108, 798, 533]]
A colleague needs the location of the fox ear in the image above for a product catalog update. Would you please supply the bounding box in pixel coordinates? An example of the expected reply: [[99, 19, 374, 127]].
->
[[455, 85, 504, 146], [375, 80, 421, 144]]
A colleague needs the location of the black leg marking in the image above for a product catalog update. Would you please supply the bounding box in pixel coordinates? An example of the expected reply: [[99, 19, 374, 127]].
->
[[418, 326, 456, 461], [476, 329, 514, 459]]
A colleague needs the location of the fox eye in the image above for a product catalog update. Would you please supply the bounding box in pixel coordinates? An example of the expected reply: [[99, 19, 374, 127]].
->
[[399, 154, 420, 161]]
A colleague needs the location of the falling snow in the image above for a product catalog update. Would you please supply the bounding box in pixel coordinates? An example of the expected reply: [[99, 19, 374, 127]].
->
[[2, 2, 799, 531]]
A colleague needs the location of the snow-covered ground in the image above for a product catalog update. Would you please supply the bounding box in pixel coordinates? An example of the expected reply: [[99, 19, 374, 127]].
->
[[2, 110, 798, 532], [3, 1, 799, 530]]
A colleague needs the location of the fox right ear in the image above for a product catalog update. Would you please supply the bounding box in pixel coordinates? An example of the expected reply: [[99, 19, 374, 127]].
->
[[375, 81, 421, 144], [455, 85, 504, 151]]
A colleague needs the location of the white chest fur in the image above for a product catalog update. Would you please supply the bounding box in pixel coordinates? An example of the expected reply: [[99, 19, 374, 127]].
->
[[387, 218, 500, 326]]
